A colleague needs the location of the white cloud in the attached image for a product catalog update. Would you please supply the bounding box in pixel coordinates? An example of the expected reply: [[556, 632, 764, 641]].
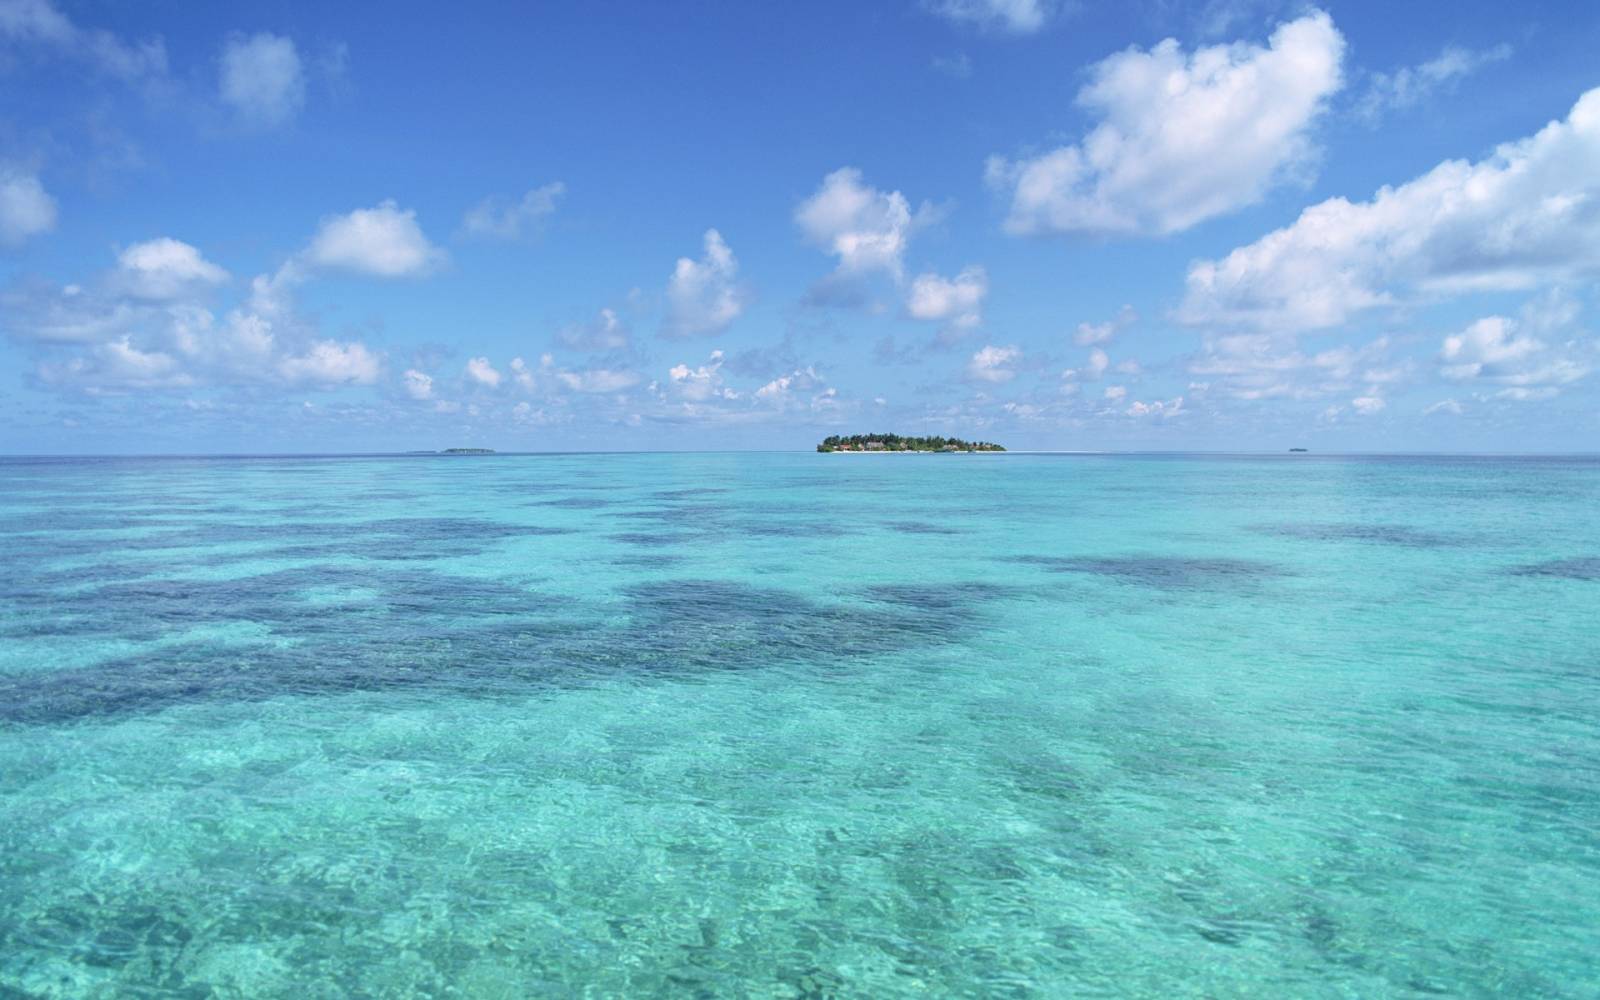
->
[[1439, 314, 1589, 398], [1085, 348, 1110, 378], [510, 356, 538, 390], [1103, 385, 1127, 401], [1182, 87, 1600, 332], [795, 168, 935, 280], [114, 238, 228, 299], [925, 0, 1055, 34], [0, 0, 166, 81], [1189, 334, 1393, 401], [219, 32, 305, 127], [556, 307, 629, 351], [1073, 305, 1136, 346], [461, 182, 565, 240], [277, 340, 381, 386], [38, 336, 192, 392], [0, 166, 56, 246], [666, 350, 739, 401], [1350, 392, 1386, 414], [1062, 347, 1110, 382], [402, 368, 434, 400], [966, 344, 1021, 382], [987, 10, 1344, 237], [1424, 399, 1463, 416], [306, 200, 443, 278], [1127, 395, 1184, 417], [1357, 44, 1511, 121], [906, 265, 987, 330], [662, 229, 745, 338], [464, 356, 502, 388], [754, 367, 822, 402], [557, 367, 640, 394], [3, 236, 402, 397]]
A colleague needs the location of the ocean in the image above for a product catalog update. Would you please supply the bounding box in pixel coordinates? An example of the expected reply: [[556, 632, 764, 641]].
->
[[1, 452, 1596, 996]]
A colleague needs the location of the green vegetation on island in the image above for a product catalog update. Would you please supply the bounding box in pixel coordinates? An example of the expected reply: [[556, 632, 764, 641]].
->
[[817, 434, 1005, 453], [442, 448, 496, 454]]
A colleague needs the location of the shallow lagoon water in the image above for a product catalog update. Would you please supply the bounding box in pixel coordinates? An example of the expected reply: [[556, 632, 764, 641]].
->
[[1, 452, 1597, 997]]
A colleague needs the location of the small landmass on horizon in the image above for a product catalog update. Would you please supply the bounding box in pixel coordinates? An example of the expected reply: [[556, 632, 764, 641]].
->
[[818, 434, 1005, 453], [404, 448, 497, 455]]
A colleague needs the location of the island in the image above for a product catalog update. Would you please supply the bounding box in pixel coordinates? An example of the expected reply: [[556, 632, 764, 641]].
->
[[817, 434, 1005, 453]]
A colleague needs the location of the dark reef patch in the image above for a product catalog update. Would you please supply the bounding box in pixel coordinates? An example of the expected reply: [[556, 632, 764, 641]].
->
[[616, 578, 993, 668], [2, 516, 572, 565], [735, 520, 849, 539], [1252, 523, 1466, 548], [885, 521, 964, 536], [864, 582, 1019, 612], [1006, 555, 1286, 590], [532, 497, 617, 509], [610, 503, 730, 525], [611, 553, 685, 569], [0, 567, 577, 724], [608, 531, 708, 548], [1507, 557, 1600, 581], [0, 574, 999, 725]]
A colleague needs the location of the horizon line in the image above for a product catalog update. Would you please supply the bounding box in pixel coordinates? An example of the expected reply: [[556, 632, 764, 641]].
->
[[3, 449, 1599, 460]]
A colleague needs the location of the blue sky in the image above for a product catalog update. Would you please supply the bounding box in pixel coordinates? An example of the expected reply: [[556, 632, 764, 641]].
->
[[2, 0, 1597, 453]]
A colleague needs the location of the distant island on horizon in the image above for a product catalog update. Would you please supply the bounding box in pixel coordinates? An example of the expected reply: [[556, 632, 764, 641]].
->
[[818, 434, 1005, 453], [403, 448, 497, 455]]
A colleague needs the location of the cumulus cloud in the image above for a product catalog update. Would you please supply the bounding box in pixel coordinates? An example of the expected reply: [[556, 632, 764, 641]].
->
[[37, 336, 191, 392], [754, 367, 822, 401], [1062, 347, 1112, 382], [666, 350, 739, 401], [306, 200, 444, 277], [1357, 44, 1511, 121], [662, 229, 745, 338], [966, 344, 1021, 382], [0, 166, 57, 246], [1073, 305, 1136, 346], [402, 368, 434, 400], [219, 32, 305, 127], [1103, 385, 1127, 401], [987, 10, 1344, 237], [556, 307, 630, 351], [906, 265, 987, 331], [1439, 313, 1589, 400], [924, 0, 1056, 34], [461, 181, 565, 240], [795, 168, 937, 281], [556, 366, 640, 394], [0, 0, 167, 82], [1182, 86, 1600, 332], [277, 340, 381, 386], [3, 234, 398, 397], [1127, 395, 1184, 417], [464, 356, 502, 388], [1350, 392, 1386, 414], [113, 238, 228, 300], [1189, 334, 1394, 402]]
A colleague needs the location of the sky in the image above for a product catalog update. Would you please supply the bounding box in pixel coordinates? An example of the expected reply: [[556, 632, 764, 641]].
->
[[2, 0, 1598, 453]]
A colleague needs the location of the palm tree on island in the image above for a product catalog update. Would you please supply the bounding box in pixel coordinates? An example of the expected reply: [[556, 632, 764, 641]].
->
[[817, 433, 1005, 453]]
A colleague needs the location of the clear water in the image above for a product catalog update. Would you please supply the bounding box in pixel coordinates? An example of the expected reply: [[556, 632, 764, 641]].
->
[[1, 453, 1596, 997]]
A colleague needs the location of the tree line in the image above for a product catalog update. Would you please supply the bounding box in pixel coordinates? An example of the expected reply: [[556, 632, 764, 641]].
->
[[817, 433, 1006, 452]]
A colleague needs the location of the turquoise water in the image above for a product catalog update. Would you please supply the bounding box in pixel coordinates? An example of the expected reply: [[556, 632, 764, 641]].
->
[[1, 452, 1597, 997]]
